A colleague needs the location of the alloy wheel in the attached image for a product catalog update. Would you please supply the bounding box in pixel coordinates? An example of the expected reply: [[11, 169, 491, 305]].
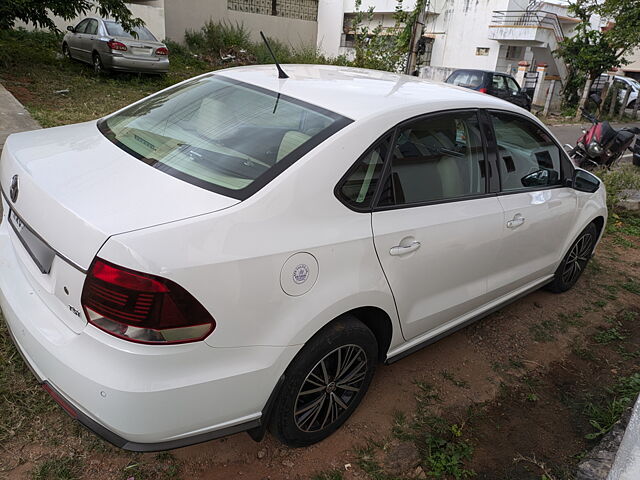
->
[[93, 55, 102, 74], [294, 344, 368, 433], [561, 232, 593, 284]]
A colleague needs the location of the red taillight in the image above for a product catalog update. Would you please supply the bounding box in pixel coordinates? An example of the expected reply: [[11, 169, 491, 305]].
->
[[155, 47, 169, 56], [478, 87, 488, 94], [81, 258, 215, 344], [107, 39, 127, 51], [43, 383, 78, 419]]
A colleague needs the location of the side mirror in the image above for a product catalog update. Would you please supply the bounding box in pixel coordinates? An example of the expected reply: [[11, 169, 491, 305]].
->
[[67, 25, 75, 32], [589, 93, 602, 106], [573, 169, 600, 193]]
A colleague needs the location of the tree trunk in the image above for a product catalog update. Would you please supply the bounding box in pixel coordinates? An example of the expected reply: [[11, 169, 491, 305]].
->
[[574, 77, 593, 121], [405, 1, 428, 75]]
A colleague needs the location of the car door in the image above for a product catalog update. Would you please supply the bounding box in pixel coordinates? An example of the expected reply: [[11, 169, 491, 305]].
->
[[370, 111, 504, 340], [78, 19, 99, 62], [486, 110, 577, 297], [489, 74, 509, 102], [505, 76, 529, 109], [67, 19, 90, 59]]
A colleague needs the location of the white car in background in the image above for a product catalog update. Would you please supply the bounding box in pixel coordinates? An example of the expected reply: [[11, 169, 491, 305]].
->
[[0, 65, 606, 451]]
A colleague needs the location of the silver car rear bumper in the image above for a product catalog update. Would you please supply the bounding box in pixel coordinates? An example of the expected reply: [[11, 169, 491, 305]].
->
[[103, 54, 169, 73]]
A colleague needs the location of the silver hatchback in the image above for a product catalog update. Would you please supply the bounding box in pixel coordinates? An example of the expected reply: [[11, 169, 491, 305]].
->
[[62, 17, 169, 74]]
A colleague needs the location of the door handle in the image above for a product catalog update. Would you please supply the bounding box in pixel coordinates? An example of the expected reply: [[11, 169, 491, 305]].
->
[[507, 214, 525, 229], [389, 241, 421, 256]]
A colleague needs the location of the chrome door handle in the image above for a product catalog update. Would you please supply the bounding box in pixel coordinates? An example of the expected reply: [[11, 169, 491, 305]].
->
[[507, 214, 525, 229], [389, 241, 421, 256]]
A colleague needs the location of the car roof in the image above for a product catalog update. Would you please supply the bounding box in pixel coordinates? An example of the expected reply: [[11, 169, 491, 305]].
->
[[217, 64, 523, 121]]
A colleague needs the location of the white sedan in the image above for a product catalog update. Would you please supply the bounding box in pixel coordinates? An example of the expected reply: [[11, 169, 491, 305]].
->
[[0, 65, 606, 451]]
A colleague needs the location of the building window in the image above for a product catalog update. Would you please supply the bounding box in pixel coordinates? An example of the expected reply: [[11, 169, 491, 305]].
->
[[228, 0, 319, 21], [476, 47, 490, 56]]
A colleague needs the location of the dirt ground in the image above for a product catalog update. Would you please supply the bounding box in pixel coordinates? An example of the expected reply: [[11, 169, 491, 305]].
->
[[1, 224, 639, 480]]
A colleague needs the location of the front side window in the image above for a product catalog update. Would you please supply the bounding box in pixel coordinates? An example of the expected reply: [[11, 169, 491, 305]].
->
[[74, 19, 90, 34], [99, 75, 350, 199], [491, 75, 506, 91], [381, 111, 486, 206], [490, 111, 563, 192], [505, 77, 520, 94]]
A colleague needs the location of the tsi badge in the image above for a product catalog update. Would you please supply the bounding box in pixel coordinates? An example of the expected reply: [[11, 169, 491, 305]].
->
[[281, 253, 318, 296]]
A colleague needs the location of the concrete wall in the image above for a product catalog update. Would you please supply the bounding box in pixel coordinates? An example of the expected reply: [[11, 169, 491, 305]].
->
[[427, 0, 511, 71], [623, 49, 640, 75], [15, 1, 166, 41], [164, 0, 317, 48]]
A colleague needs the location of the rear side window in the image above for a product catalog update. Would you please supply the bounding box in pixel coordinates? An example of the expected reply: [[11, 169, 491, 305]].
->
[[337, 135, 391, 209], [449, 71, 484, 89], [381, 111, 486, 206], [99, 75, 350, 200], [490, 111, 563, 191]]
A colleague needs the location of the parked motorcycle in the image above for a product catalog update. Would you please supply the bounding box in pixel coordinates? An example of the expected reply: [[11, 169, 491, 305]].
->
[[567, 94, 640, 170]]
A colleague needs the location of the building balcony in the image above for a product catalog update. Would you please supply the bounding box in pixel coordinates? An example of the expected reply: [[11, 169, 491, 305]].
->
[[488, 10, 564, 46]]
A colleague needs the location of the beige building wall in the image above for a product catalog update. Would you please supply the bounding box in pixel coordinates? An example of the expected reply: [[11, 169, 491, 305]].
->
[[622, 49, 640, 77], [164, 1, 317, 48]]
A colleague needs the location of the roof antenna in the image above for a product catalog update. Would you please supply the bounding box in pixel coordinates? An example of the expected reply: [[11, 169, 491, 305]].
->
[[260, 31, 289, 79]]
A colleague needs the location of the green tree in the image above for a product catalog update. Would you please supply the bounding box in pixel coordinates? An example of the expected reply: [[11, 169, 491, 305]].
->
[[0, 0, 143, 32], [555, 0, 640, 106], [350, 0, 428, 73]]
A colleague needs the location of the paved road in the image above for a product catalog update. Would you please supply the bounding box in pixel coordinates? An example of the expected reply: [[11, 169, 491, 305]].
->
[[548, 121, 640, 146], [0, 84, 40, 150]]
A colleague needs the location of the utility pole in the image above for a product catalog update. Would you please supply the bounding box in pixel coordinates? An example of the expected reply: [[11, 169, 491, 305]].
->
[[404, 0, 429, 75]]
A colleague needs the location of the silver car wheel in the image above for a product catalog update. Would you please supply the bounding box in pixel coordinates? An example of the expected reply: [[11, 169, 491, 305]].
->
[[294, 344, 367, 433], [93, 54, 103, 74], [561, 232, 593, 284]]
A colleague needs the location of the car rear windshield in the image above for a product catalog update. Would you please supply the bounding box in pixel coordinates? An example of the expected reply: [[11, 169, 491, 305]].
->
[[449, 71, 484, 88], [98, 75, 351, 199], [104, 21, 157, 41]]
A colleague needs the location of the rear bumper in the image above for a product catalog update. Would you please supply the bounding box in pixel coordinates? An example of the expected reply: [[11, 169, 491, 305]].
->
[[0, 205, 297, 450], [103, 54, 169, 73]]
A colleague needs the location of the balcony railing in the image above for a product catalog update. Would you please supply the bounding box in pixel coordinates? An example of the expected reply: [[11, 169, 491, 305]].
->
[[490, 10, 565, 42]]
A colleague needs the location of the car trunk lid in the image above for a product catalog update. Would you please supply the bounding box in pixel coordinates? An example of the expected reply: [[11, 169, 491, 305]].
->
[[1, 121, 238, 272]]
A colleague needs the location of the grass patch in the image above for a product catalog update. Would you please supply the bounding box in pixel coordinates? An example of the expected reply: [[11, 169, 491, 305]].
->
[[392, 383, 475, 479], [530, 319, 559, 342], [0, 315, 57, 445], [439, 370, 470, 389], [593, 325, 628, 344], [32, 457, 83, 480], [311, 469, 344, 480], [121, 453, 182, 480], [620, 278, 640, 295], [596, 166, 640, 213], [583, 373, 640, 440], [0, 29, 210, 128]]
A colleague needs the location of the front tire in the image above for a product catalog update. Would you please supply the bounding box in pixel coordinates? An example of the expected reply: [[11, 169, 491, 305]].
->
[[93, 53, 104, 75], [269, 316, 377, 447], [546, 223, 597, 293]]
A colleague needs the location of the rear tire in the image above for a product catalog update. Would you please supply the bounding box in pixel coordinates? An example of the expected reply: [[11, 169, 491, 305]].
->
[[546, 223, 597, 293], [269, 316, 377, 447]]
